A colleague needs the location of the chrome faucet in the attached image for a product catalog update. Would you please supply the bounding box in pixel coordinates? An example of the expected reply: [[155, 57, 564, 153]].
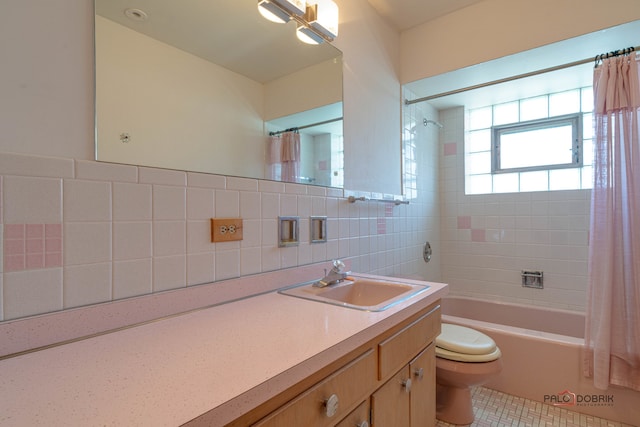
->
[[314, 260, 349, 287]]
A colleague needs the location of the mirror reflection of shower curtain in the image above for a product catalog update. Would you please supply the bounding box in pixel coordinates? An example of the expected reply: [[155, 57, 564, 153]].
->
[[281, 131, 300, 183], [266, 136, 282, 181]]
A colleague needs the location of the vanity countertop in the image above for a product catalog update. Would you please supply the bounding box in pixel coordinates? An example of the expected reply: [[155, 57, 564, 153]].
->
[[0, 274, 447, 426]]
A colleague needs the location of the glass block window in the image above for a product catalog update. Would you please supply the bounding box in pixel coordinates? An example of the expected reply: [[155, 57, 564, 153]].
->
[[465, 87, 593, 195]]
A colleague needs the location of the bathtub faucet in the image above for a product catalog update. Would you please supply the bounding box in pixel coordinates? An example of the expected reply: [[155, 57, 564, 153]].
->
[[314, 260, 349, 287]]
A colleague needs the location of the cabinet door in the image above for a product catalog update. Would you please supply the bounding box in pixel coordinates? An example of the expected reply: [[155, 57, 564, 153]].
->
[[410, 344, 436, 427], [371, 367, 411, 427], [335, 399, 370, 427]]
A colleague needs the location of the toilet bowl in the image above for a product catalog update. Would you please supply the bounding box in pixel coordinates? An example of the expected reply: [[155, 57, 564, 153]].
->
[[435, 323, 502, 425]]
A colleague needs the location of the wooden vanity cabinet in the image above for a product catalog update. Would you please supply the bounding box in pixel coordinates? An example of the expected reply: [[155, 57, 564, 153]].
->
[[250, 303, 440, 427]]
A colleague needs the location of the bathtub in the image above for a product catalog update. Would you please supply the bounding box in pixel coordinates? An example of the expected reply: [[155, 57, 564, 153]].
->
[[441, 296, 640, 425]]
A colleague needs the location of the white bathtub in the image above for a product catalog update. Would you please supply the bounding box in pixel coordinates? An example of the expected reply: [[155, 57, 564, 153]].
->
[[441, 296, 640, 425]]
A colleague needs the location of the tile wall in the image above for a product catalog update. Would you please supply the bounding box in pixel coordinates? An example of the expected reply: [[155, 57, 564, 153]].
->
[[439, 107, 591, 311], [0, 150, 438, 321]]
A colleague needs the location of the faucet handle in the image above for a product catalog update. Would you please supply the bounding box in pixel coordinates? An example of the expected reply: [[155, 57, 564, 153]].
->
[[332, 259, 345, 272]]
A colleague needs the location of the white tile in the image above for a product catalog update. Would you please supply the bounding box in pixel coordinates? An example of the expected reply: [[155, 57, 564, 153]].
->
[[139, 167, 186, 186], [0, 152, 74, 178], [312, 196, 326, 216], [297, 243, 312, 266], [187, 172, 226, 189], [280, 246, 298, 269], [261, 193, 280, 219], [113, 259, 152, 300], [153, 255, 186, 292], [280, 194, 297, 216], [113, 182, 152, 221], [187, 188, 214, 220], [4, 176, 62, 223], [261, 247, 281, 272], [240, 219, 261, 248], [64, 179, 111, 222], [227, 176, 258, 192], [215, 249, 239, 280], [153, 185, 186, 220], [187, 220, 214, 254], [113, 222, 152, 261], [215, 190, 239, 217], [186, 252, 214, 286], [240, 247, 261, 276], [258, 180, 285, 193], [240, 191, 261, 219], [153, 221, 186, 257], [284, 183, 306, 195], [63, 263, 112, 308], [3, 269, 63, 320], [64, 222, 111, 266], [75, 160, 137, 183]]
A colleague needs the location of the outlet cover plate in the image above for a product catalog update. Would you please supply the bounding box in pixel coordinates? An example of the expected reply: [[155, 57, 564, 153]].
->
[[211, 218, 243, 242]]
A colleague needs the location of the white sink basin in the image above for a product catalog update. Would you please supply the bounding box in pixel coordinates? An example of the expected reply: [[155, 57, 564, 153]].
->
[[278, 276, 429, 311]]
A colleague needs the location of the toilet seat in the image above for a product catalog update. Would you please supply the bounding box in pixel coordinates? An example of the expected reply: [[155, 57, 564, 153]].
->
[[436, 324, 501, 362]]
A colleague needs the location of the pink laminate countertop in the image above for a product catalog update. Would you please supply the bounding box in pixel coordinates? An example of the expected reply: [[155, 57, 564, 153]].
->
[[0, 275, 447, 427]]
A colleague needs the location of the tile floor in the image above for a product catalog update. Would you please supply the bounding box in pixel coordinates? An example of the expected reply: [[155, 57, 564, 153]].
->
[[435, 387, 635, 427]]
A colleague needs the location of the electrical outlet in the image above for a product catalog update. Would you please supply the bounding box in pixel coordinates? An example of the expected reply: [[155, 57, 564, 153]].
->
[[211, 218, 243, 242]]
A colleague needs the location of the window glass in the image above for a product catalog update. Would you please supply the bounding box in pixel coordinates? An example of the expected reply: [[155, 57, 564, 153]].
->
[[549, 90, 580, 116], [493, 101, 519, 125], [466, 130, 491, 153], [469, 107, 492, 130], [466, 174, 492, 195], [498, 123, 574, 170], [520, 170, 549, 192], [520, 96, 548, 121], [493, 173, 519, 193], [466, 152, 492, 175]]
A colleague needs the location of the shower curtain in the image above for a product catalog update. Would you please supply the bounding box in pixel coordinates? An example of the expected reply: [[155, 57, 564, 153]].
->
[[280, 131, 300, 183], [266, 135, 281, 181], [584, 52, 640, 391]]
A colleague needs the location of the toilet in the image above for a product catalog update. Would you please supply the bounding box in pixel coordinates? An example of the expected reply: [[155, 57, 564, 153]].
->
[[435, 323, 503, 425]]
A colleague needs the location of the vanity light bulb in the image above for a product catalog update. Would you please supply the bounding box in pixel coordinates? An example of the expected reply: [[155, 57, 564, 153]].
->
[[296, 26, 322, 45], [257, 0, 290, 23]]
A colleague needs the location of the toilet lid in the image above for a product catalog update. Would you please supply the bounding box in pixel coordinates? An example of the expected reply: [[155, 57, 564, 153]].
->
[[436, 324, 497, 355], [436, 345, 502, 362]]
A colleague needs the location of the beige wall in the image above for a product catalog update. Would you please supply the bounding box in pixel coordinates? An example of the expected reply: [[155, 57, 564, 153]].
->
[[400, 0, 640, 84]]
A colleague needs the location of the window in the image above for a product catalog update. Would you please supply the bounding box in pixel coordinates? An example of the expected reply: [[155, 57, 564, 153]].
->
[[465, 87, 593, 195], [492, 114, 582, 173]]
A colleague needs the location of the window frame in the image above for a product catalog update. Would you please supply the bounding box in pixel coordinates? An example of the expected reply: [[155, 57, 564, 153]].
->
[[491, 113, 583, 174]]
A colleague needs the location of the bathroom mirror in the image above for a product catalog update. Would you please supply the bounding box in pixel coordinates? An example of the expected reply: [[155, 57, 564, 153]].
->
[[95, 0, 343, 186]]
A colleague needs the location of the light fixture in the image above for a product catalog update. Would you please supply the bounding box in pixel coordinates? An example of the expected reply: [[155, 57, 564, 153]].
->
[[258, 0, 339, 44], [257, 0, 306, 24], [305, 0, 339, 39]]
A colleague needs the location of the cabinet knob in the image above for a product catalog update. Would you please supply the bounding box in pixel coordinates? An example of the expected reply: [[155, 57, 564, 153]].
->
[[414, 367, 424, 379], [356, 421, 369, 427], [401, 378, 412, 393], [324, 394, 339, 417]]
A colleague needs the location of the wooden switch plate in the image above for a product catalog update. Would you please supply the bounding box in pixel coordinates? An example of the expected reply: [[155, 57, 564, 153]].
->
[[211, 218, 243, 242]]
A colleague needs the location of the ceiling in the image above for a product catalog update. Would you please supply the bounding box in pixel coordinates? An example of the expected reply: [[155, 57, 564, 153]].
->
[[366, 0, 486, 31]]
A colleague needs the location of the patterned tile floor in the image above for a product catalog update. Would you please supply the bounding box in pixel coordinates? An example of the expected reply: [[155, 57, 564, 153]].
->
[[435, 387, 635, 427]]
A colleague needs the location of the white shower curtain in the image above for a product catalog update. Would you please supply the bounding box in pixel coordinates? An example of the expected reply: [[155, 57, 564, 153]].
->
[[280, 131, 300, 183], [584, 52, 640, 391]]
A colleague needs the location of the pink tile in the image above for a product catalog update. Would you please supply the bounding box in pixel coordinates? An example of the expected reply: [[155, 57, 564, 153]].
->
[[472, 229, 486, 242], [444, 142, 457, 156], [457, 215, 472, 229], [46, 223, 63, 238], [26, 253, 45, 269], [45, 252, 63, 268], [4, 254, 25, 272], [4, 239, 25, 255], [26, 238, 44, 254], [5, 224, 25, 239], [26, 224, 44, 239], [46, 238, 63, 253]]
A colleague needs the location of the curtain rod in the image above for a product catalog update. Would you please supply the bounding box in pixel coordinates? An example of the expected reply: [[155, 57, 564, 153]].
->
[[268, 117, 343, 136], [405, 45, 640, 105]]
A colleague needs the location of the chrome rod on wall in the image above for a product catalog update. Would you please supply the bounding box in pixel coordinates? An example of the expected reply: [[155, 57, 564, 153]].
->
[[268, 117, 343, 136], [405, 45, 640, 105], [347, 196, 409, 205]]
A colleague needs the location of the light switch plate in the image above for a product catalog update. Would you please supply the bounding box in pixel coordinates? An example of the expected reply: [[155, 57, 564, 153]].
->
[[211, 218, 243, 242]]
